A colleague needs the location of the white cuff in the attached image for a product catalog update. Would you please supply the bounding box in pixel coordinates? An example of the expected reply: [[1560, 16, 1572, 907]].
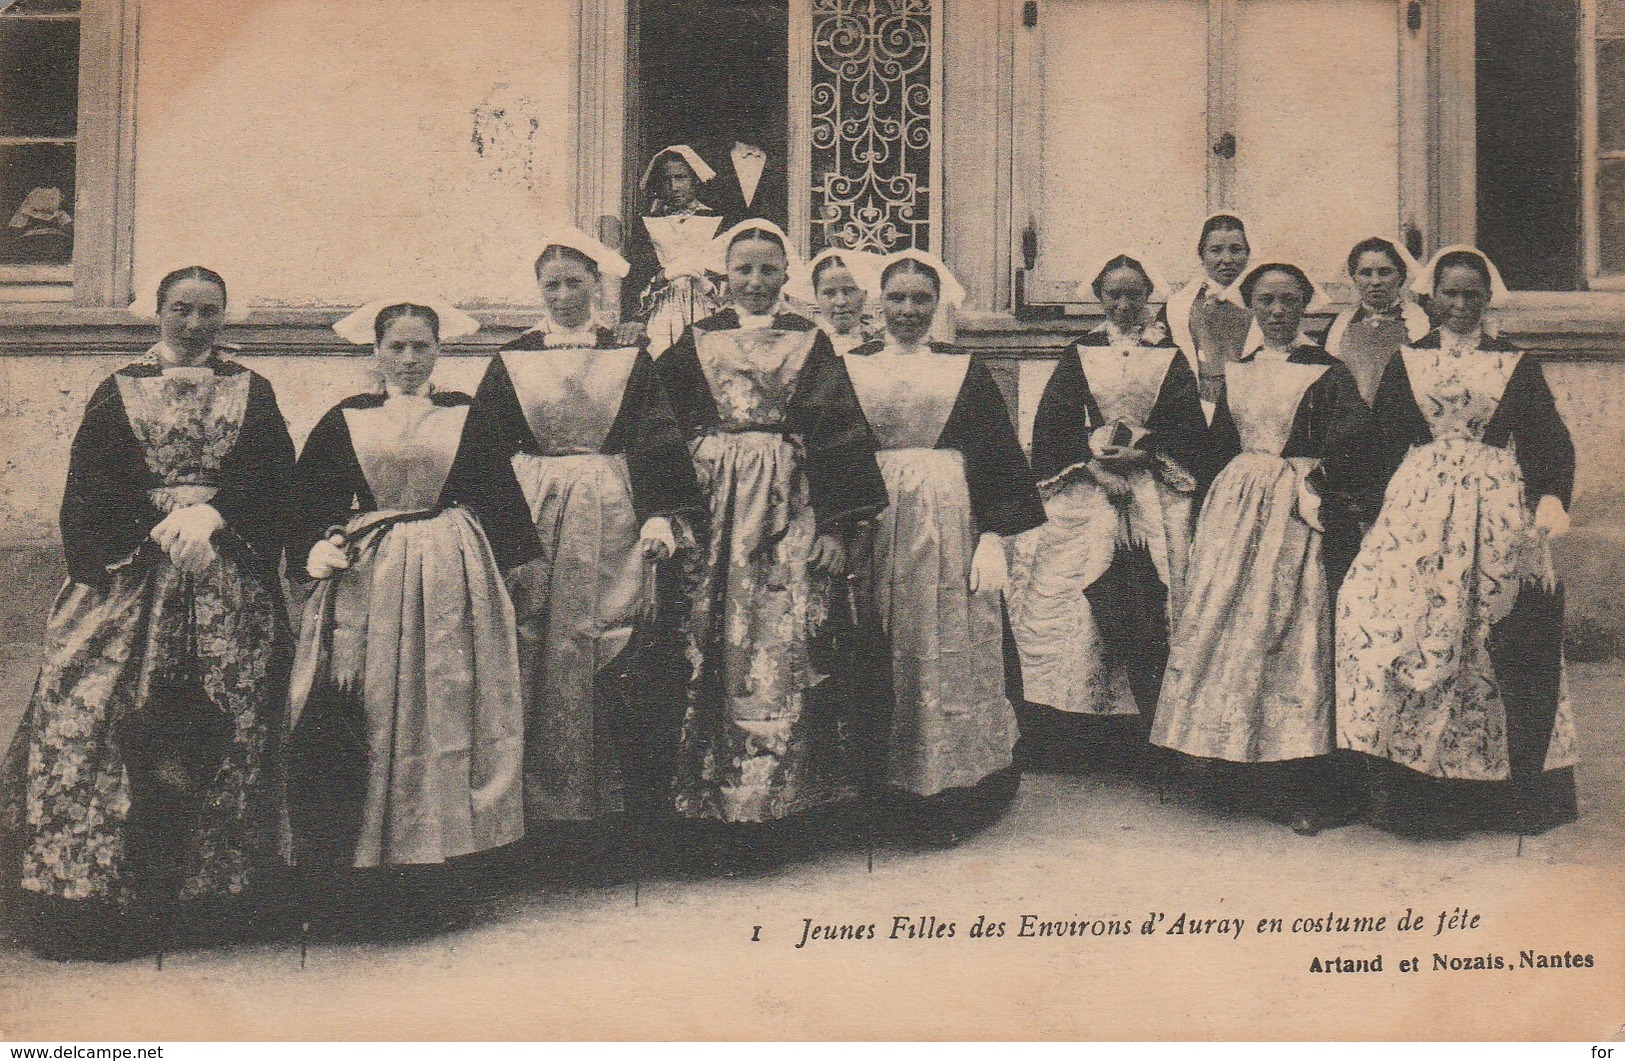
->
[[640, 516, 677, 556]]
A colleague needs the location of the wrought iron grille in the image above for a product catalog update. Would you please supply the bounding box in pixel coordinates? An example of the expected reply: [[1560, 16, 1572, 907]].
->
[[808, 0, 935, 253]]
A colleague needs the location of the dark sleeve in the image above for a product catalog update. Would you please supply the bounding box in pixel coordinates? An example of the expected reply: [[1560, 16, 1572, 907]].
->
[[624, 216, 660, 321], [468, 354, 533, 458], [1490, 355, 1575, 508], [286, 405, 369, 582], [1203, 389, 1244, 480], [1368, 354, 1431, 505], [1293, 361, 1377, 522], [653, 328, 720, 435], [445, 405, 543, 572], [212, 372, 297, 578], [604, 351, 705, 524], [1028, 348, 1098, 486], [1141, 352, 1215, 490], [58, 376, 164, 586], [786, 331, 889, 529], [939, 359, 1045, 536]]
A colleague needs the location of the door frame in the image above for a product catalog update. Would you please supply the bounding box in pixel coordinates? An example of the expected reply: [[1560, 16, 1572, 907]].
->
[[1012, 0, 1445, 307]]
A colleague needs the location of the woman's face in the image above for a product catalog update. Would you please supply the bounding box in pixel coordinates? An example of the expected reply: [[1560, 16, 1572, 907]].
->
[[815, 263, 866, 335], [1200, 226, 1250, 288], [1248, 271, 1307, 346], [1098, 266, 1152, 332], [881, 270, 939, 345], [727, 238, 788, 316], [375, 314, 440, 394], [538, 256, 597, 330], [158, 277, 227, 364], [663, 156, 699, 209], [1352, 250, 1404, 311], [1432, 264, 1491, 335]]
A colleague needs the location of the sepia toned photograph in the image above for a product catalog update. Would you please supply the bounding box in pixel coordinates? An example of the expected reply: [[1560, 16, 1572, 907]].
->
[[0, 0, 1620, 1043]]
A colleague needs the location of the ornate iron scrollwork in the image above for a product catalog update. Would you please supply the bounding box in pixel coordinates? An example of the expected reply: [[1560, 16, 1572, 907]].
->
[[809, 0, 935, 253]]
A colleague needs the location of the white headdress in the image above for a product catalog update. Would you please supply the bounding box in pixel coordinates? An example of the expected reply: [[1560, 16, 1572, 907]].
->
[[1343, 235, 1423, 284], [639, 145, 717, 190], [877, 248, 966, 342], [1191, 211, 1254, 289], [878, 248, 967, 308], [127, 262, 251, 324], [530, 225, 630, 280], [1237, 260, 1332, 315], [786, 246, 885, 305], [709, 218, 802, 276], [332, 298, 482, 345], [1411, 244, 1511, 306], [1078, 249, 1172, 304]]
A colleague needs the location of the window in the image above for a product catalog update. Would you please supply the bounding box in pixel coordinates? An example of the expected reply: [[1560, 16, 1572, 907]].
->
[[0, 0, 135, 305], [1013, 0, 1428, 307], [1585, 0, 1625, 286], [1477, 0, 1583, 292], [0, 0, 80, 286]]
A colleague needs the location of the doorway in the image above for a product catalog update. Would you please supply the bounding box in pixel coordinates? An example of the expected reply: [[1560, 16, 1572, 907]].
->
[[627, 0, 789, 222]]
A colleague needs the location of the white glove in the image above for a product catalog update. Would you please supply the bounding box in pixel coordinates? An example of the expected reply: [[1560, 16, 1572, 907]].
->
[[1534, 495, 1570, 540], [969, 533, 1008, 596], [151, 504, 224, 575], [640, 516, 677, 560], [306, 538, 351, 581]]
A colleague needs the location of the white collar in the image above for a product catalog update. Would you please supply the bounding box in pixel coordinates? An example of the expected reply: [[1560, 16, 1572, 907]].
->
[[1104, 320, 1141, 348], [149, 340, 218, 370], [1191, 275, 1246, 306], [880, 335, 931, 357], [735, 302, 787, 330], [542, 324, 599, 348], [1243, 331, 1313, 361], [1356, 298, 1407, 320], [1439, 327, 1483, 355]]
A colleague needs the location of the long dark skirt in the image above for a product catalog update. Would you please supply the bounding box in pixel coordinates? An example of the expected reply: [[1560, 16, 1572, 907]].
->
[[0, 551, 290, 959]]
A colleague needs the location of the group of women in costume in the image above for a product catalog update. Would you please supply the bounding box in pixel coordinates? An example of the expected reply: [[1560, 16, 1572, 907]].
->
[[0, 161, 1581, 960]]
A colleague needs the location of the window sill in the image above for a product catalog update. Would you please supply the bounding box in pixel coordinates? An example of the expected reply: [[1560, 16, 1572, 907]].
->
[[0, 305, 553, 354], [960, 291, 1625, 359], [0, 296, 1621, 358]]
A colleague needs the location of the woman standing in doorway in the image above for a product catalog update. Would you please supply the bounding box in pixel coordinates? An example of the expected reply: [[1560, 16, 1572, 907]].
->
[[844, 250, 1044, 845], [1338, 247, 1578, 838], [657, 220, 887, 870], [628, 145, 725, 356], [1008, 253, 1210, 769], [1152, 262, 1373, 836], [0, 266, 295, 960]]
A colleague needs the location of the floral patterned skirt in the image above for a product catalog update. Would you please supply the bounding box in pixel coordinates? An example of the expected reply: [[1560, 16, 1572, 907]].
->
[[1152, 453, 1332, 762], [1008, 467, 1191, 717], [288, 508, 524, 867], [1336, 438, 1577, 830], [508, 453, 645, 823], [673, 431, 857, 823], [871, 448, 1015, 797], [0, 549, 287, 910]]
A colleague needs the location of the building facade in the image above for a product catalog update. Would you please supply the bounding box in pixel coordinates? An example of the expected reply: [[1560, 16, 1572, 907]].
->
[[1, 0, 1623, 562]]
